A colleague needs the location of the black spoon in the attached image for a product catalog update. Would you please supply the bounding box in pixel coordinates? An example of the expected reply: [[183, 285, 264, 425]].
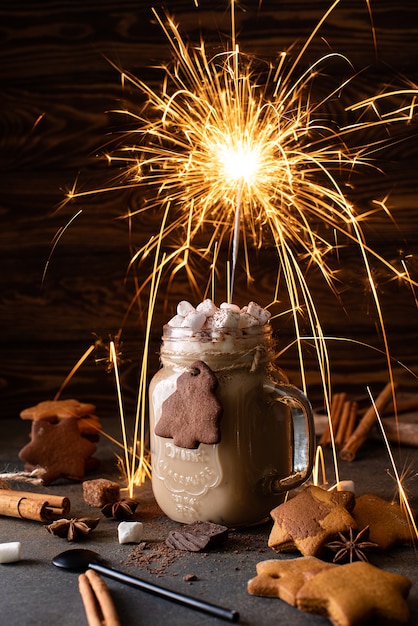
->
[[52, 548, 239, 623]]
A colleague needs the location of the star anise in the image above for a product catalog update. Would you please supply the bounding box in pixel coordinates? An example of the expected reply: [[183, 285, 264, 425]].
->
[[46, 517, 100, 541], [101, 499, 138, 520], [326, 526, 378, 563]]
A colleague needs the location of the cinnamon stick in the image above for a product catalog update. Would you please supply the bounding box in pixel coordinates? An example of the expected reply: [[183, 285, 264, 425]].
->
[[78, 572, 103, 626], [79, 569, 120, 626], [8, 491, 70, 516], [340, 382, 396, 461], [344, 401, 358, 443], [335, 400, 352, 446], [319, 392, 346, 446], [0, 491, 52, 522], [0, 489, 70, 521]]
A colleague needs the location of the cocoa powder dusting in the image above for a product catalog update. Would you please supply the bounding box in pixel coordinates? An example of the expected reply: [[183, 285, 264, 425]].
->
[[127, 541, 180, 576], [126, 528, 270, 578]]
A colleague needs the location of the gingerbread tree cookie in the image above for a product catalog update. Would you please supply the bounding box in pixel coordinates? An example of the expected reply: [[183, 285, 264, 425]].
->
[[154, 360, 223, 449]]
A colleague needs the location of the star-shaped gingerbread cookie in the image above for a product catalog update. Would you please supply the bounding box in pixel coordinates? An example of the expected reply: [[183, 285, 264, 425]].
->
[[352, 493, 414, 550], [20, 399, 96, 420], [268, 485, 357, 556], [248, 556, 337, 605], [297, 561, 411, 625], [19, 418, 97, 485], [154, 360, 223, 449]]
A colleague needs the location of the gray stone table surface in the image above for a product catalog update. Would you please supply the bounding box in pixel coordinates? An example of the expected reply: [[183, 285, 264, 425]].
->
[[0, 418, 417, 626]]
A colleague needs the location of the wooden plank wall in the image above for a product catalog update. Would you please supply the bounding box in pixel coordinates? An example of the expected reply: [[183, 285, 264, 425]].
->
[[1, 1, 418, 419]]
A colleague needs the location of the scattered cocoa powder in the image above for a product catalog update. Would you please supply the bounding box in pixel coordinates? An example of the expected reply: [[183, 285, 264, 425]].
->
[[127, 541, 181, 576], [126, 527, 271, 580]]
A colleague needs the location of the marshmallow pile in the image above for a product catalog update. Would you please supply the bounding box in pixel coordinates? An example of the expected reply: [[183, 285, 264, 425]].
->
[[167, 299, 271, 333]]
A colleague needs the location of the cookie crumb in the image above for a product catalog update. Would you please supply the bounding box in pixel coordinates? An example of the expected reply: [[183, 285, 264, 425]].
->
[[183, 574, 198, 582]]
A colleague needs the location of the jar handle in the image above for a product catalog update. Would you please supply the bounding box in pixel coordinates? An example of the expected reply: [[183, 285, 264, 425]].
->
[[262, 381, 315, 494]]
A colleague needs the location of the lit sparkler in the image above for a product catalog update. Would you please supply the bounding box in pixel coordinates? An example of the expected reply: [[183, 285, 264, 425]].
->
[[64, 0, 418, 486], [105, 4, 416, 393]]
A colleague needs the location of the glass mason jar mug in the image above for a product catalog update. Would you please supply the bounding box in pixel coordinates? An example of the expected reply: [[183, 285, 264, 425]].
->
[[149, 323, 315, 527]]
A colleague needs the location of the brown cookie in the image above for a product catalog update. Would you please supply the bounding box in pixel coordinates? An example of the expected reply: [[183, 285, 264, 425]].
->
[[268, 485, 357, 556], [297, 561, 412, 625], [20, 399, 96, 420], [248, 556, 337, 605], [154, 360, 223, 449], [352, 493, 415, 550], [77, 414, 102, 437], [18, 418, 97, 485]]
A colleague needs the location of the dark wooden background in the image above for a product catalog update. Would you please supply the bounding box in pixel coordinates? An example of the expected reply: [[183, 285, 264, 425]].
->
[[1, 0, 418, 421]]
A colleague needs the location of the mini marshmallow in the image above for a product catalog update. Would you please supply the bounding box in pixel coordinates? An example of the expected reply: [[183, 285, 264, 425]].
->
[[212, 309, 240, 329], [196, 298, 218, 317], [246, 301, 271, 324], [336, 480, 355, 494], [238, 312, 260, 328], [203, 315, 215, 329], [220, 302, 241, 313], [0, 541, 21, 564], [167, 314, 185, 328], [118, 521, 144, 544], [181, 311, 206, 331], [177, 300, 195, 317]]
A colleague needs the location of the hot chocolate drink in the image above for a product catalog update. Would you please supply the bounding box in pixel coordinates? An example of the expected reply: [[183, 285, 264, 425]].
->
[[149, 300, 314, 527]]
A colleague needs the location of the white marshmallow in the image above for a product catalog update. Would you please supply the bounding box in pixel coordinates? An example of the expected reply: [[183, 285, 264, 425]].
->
[[238, 312, 260, 328], [118, 521, 144, 544], [336, 480, 355, 494], [203, 315, 215, 329], [167, 314, 185, 327], [177, 301, 195, 317], [212, 309, 240, 329], [196, 299, 218, 317], [181, 311, 206, 331], [246, 301, 271, 324], [0, 542, 21, 563], [220, 302, 241, 313]]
